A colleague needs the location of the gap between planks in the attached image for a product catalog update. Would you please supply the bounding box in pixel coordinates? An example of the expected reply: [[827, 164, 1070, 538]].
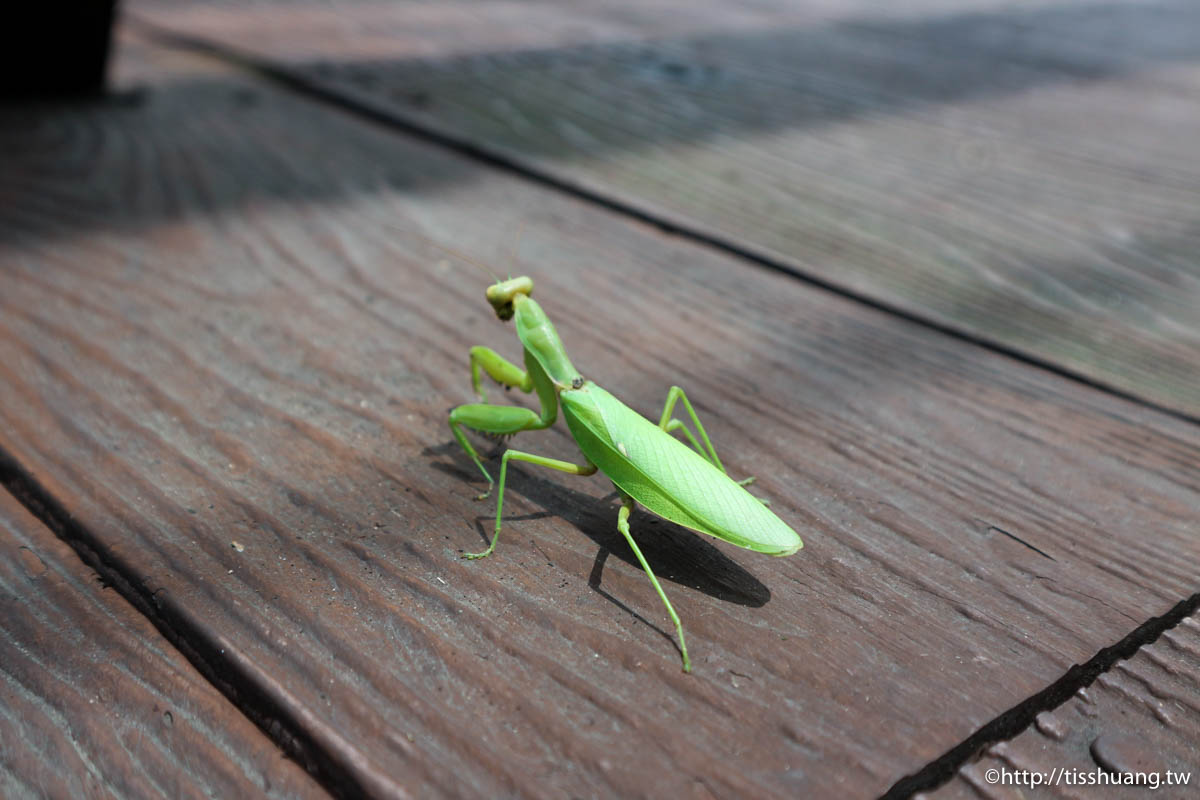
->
[[125, 13, 1200, 434], [0, 451, 365, 799], [0, 486, 327, 799], [883, 591, 1200, 797]]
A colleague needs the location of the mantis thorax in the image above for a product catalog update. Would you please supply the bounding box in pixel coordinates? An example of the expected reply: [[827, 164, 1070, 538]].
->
[[504, 290, 581, 392]]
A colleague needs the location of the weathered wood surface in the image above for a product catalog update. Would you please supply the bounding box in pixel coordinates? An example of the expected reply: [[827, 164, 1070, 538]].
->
[[933, 613, 1200, 799], [1, 27, 1199, 798], [129, 0, 1200, 421], [0, 488, 326, 800]]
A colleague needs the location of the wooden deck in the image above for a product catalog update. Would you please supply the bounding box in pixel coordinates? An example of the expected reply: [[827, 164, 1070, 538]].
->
[[1, 2, 1197, 797]]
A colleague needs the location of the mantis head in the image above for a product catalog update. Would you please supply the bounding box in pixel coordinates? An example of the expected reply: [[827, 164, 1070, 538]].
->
[[485, 276, 533, 321]]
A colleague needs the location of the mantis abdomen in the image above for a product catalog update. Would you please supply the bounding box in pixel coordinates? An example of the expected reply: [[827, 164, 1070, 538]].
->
[[561, 381, 802, 557]]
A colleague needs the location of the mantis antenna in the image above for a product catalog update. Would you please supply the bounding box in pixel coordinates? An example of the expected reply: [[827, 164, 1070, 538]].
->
[[507, 221, 527, 281], [395, 223, 503, 283]]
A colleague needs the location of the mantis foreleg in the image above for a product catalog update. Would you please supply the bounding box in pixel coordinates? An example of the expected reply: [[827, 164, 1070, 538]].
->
[[616, 493, 691, 673], [469, 346, 533, 401], [449, 404, 545, 492], [450, 350, 560, 497], [657, 385, 754, 488], [465, 449, 596, 559]]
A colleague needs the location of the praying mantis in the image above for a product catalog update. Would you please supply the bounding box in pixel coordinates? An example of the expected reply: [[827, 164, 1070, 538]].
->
[[448, 274, 803, 672]]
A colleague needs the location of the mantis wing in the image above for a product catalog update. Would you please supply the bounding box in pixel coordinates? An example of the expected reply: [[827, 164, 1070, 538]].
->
[[561, 383, 802, 556]]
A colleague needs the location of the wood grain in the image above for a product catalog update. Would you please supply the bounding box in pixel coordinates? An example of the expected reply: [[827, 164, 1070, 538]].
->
[[0, 488, 326, 800], [1, 28, 1198, 798], [932, 613, 1200, 799], [128, 0, 1200, 420]]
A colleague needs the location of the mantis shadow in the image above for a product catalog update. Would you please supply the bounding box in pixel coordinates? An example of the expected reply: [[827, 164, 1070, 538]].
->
[[425, 443, 771, 610]]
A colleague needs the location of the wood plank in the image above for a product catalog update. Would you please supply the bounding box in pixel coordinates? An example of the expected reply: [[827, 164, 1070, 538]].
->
[[128, 0, 1200, 420], [932, 613, 1200, 799], [0, 488, 326, 800], [1, 27, 1199, 798]]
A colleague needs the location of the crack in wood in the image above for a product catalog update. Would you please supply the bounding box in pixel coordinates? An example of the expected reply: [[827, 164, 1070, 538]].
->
[[987, 524, 1055, 561]]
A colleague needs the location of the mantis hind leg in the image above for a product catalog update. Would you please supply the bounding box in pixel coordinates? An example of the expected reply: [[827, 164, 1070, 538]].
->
[[465, 449, 596, 559], [616, 493, 690, 673], [657, 385, 755, 488]]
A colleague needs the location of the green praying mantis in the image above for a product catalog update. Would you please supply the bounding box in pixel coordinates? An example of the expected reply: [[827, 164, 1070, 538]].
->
[[448, 273, 803, 672]]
